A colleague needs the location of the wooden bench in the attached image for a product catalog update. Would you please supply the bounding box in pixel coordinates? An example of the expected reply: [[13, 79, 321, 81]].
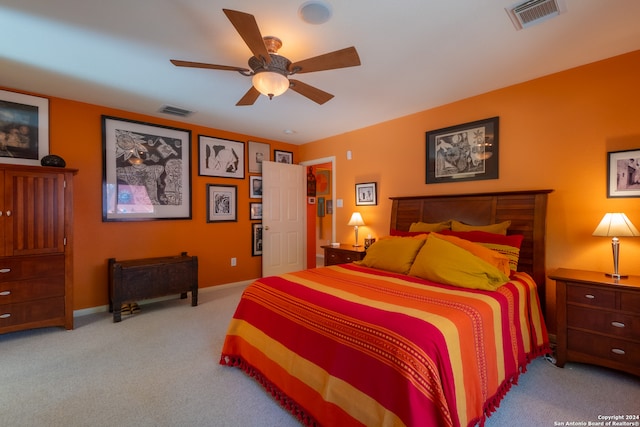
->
[[108, 252, 198, 323]]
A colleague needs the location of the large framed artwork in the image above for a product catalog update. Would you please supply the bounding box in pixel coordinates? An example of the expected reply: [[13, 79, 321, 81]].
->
[[207, 184, 238, 222], [248, 141, 270, 173], [426, 116, 499, 184], [607, 149, 640, 198], [101, 116, 192, 221], [199, 135, 245, 179], [0, 89, 49, 166]]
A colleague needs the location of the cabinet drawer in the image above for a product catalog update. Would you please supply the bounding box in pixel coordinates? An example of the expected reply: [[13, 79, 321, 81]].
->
[[568, 329, 640, 366], [566, 284, 615, 309], [0, 276, 65, 304], [326, 251, 359, 264], [0, 297, 65, 327], [567, 305, 640, 340], [621, 292, 640, 312], [0, 255, 65, 282]]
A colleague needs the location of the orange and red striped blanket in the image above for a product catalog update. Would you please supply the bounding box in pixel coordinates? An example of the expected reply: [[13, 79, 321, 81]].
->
[[220, 264, 549, 427]]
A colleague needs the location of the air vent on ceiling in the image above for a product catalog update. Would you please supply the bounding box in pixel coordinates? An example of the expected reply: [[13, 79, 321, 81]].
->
[[506, 0, 566, 30], [159, 104, 193, 117]]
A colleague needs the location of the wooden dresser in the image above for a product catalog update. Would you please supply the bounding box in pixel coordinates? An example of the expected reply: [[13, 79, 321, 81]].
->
[[0, 164, 76, 334], [321, 244, 366, 266], [550, 268, 640, 376]]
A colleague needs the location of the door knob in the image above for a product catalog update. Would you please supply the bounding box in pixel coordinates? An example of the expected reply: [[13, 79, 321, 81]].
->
[[264, 226, 270, 230]]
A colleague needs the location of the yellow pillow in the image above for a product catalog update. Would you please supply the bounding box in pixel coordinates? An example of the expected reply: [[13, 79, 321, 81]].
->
[[356, 237, 426, 274], [408, 234, 510, 290], [432, 233, 511, 276], [450, 220, 511, 235], [409, 220, 451, 232]]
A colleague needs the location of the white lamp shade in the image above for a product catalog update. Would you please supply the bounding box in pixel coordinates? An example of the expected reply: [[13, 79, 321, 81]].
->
[[252, 71, 290, 98], [347, 212, 365, 226], [592, 213, 640, 237]]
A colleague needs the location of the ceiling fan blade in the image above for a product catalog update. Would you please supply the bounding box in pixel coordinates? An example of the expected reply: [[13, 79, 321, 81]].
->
[[236, 86, 261, 106], [170, 59, 249, 73], [289, 47, 361, 74], [289, 79, 334, 105], [223, 9, 271, 64]]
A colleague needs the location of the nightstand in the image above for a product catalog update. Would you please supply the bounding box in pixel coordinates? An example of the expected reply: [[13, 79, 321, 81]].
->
[[549, 268, 640, 376], [321, 244, 367, 266]]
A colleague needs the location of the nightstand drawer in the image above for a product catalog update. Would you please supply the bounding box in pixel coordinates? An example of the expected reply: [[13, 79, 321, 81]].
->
[[322, 245, 366, 266], [567, 305, 640, 340], [621, 292, 640, 312], [566, 284, 615, 309], [327, 251, 358, 264], [568, 329, 640, 366]]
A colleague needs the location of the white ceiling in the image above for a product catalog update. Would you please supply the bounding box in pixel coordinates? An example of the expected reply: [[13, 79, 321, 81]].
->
[[2, 0, 640, 145]]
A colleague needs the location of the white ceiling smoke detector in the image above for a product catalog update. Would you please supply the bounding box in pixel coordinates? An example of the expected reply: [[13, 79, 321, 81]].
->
[[506, 0, 567, 30], [298, 1, 333, 25]]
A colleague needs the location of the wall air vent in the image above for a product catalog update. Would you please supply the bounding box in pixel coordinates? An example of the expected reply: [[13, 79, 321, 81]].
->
[[159, 104, 193, 117], [506, 0, 566, 30]]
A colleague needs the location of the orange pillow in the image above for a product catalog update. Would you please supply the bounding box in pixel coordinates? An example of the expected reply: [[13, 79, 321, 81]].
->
[[431, 233, 511, 276]]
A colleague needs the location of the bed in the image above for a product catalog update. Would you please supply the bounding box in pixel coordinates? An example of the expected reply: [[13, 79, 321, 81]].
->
[[221, 190, 552, 427]]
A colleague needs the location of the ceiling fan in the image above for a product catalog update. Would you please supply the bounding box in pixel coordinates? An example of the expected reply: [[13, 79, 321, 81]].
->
[[170, 9, 361, 106]]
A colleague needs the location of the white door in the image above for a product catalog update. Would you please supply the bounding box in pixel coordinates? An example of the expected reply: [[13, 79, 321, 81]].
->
[[262, 161, 306, 276]]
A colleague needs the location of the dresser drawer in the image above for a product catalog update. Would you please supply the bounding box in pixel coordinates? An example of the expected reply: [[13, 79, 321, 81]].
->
[[567, 305, 640, 340], [0, 255, 65, 282], [0, 297, 65, 328], [568, 329, 640, 366], [621, 292, 640, 312], [566, 284, 616, 309], [0, 276, 65, 304], [326, 251, 359, 264]]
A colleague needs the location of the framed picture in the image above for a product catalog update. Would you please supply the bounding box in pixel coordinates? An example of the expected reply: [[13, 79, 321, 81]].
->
[[274, 149, 293, 164], [250, 202, 262, 220], [198, 135, 245, 179], [101, 116, 192, 221], [607, 149, 640, 198], [0, 89, 49, 166], [316, 169, 331, 196], [206, 184, 237, 222], [252, 223, 263, 256], [326, 199, 333, 214], [248, 141, 270, 173], [355, 182, 377, 206], [249, 176, 262, 198], [426, 116, 499, 184]]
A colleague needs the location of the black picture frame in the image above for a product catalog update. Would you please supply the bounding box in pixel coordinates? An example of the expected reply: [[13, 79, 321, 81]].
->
[[274, 149, 293, 164], [252, 223, 263, 256], [249, 176, 262, 198], [607, 148, 640, 198], [101, 116, 192, 221], [0, 89, 49, 166], [198, 135, 245, 179], [250, 202, 262, 220], [206, 184, 237, 222], [426, 116, 499, 184], [355, 182, 377, 206]]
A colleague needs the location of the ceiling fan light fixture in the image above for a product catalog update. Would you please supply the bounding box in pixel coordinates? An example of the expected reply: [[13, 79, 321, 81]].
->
[[252, 71, 290, 99]]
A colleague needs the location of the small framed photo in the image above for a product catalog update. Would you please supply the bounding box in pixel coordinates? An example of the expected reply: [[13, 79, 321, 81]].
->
[[426, 116, 499, 184], [0, 89, 49, 166], [198, 135, 245, 179], [308, 197, 316, 204], [355, 182, 377, 206], [607, 149, 640, 198], [248, 141, 270, 173], [274, 149, 293, 164], [252, 223, 263, 256], [250, 202, 262, 220], [206, 184, 237, 222], [249, 176, 262, 198]]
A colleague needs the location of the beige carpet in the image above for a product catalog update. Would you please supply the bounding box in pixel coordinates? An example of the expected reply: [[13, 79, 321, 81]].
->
[[1, 284, 638, 426]]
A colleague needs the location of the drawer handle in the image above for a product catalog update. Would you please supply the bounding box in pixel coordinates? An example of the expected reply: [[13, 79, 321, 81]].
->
[[584, 294, 595, 299], [611, 348, 626, 355], [0, 290, 10, 296], [0, 268, 11, 274], [611, 321, 626, 328], [0, 313, 10, 319]]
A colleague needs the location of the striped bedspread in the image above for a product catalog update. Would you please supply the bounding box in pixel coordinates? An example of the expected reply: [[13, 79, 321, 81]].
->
[[220, 264, 549, 427]]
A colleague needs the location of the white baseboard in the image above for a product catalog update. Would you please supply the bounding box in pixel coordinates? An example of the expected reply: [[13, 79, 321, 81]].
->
[[73, 279, 255, 318]]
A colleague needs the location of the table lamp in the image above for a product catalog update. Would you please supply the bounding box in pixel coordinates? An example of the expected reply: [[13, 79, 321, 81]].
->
[[592, 212, 639, 279], [348, 212, 365, 247]]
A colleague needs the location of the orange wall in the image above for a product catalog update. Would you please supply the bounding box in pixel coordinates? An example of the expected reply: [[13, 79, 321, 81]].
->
[[1, 87, 297, 310], [299, 50, 640, 331]]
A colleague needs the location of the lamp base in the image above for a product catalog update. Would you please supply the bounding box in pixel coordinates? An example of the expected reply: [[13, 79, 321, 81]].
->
[[605, 272, 627, 279]]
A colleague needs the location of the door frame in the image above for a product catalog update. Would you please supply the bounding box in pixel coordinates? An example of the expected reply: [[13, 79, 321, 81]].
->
[[300, 156, 337, 245]]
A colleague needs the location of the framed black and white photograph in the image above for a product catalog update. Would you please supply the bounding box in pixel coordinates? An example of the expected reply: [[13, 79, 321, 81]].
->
[[206, 184, 237, 222], [426, 116, 499, 184], [355, 182, 377, 206], [274, 149, 293, 164], [0, 89, 49, 166], [252, 223, 263, 256], [249, 175, 262, 198], [248, 141, 270, 173], [101, 116, 192, 221], [607, 149, 640, 198], [250, 202, 262, 220], [198, 135, 245, 179]]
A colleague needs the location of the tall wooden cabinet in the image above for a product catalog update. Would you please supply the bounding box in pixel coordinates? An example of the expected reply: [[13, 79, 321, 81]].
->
[[0, 164, 76, 334]]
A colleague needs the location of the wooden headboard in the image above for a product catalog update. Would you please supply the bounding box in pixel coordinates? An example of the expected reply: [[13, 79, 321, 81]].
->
[[390, 190, 552, 310]]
